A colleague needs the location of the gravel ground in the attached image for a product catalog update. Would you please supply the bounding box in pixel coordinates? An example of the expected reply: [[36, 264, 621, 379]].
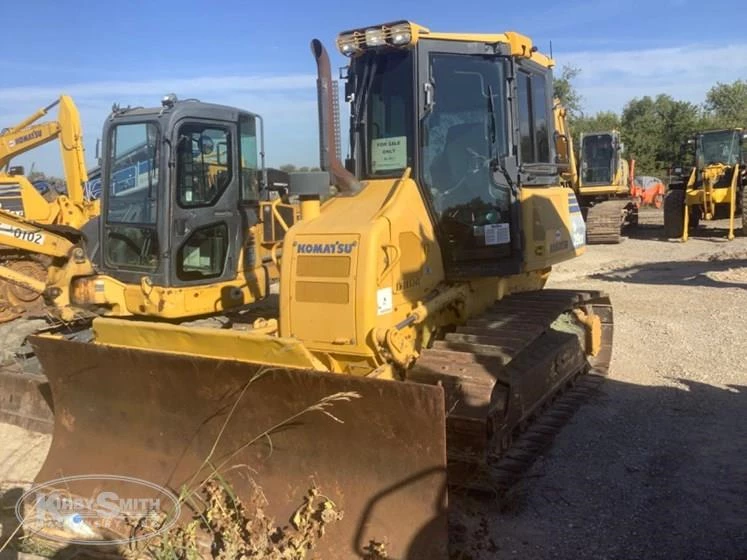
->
[[1, 209, 746, 559], [453, 210, 747, 560]]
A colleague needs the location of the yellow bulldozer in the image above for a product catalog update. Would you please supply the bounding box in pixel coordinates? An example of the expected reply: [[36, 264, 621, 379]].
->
[[6, 22, 613, 558], [663, 128, 746, 240], [0, 95, 99, 321]]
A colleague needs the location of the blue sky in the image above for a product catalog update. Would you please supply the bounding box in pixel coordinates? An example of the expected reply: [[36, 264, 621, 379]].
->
[[2, 0, 745, 176]]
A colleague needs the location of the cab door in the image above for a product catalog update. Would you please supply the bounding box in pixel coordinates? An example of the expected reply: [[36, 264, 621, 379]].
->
[[169, 118, 241, 286]]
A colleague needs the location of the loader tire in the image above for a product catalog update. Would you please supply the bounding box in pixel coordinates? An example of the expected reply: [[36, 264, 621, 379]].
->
[[663, 189, 685, 238]]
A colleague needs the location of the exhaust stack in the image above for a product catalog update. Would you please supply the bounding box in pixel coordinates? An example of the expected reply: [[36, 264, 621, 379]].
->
[[311, 39, 360, 194]]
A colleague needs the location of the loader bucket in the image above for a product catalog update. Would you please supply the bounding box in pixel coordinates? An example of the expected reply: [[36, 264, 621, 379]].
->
[[26, 335, 449, 559]]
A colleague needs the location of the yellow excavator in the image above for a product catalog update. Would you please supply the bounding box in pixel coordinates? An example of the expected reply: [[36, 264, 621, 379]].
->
[[663, 128, 746, 240], [553, 103, 637, 243], [14, 22, 613, 558], [0, 96, 298, 431], [0, 95, 98, 321], [553, 105, 637, 243], [0, 95, 95, 225]]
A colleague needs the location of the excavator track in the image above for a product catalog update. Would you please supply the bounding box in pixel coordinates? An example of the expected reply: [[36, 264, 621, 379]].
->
[[409, 289, 613, 494], [584, 200, 630, 244], [0, 253, 49, 323]]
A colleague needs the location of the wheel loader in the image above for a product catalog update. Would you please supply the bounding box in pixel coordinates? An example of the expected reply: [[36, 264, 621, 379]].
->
[[0, 95, 98, 322], [663, 128, 746, 240], [13, 22, 613, 559]]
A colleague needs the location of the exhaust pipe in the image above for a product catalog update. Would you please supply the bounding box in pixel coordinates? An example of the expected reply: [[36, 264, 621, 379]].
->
[[311, 39, 360, 194]]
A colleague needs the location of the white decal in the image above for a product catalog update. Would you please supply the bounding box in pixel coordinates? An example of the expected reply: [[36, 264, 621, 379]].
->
[[484, 223, 510, 246], [377, 287, 393, 315], [571, 215, 586, 249], [0, 224, 45, 245], [371, 136, 407, 172]]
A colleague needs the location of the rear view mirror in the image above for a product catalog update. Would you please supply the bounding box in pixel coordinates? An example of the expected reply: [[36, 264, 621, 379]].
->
[[199, 135, 215, 155]]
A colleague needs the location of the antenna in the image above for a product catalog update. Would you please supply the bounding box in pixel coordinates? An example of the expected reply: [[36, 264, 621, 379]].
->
[[550, 40, 553, 59]]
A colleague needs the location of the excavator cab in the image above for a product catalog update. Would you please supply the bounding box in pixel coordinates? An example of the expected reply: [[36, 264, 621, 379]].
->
[[580, 132, 618, 185], [96, 98, 265, 289]]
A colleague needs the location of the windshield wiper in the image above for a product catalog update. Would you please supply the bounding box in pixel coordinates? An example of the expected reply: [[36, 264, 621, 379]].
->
[[485, 85, 516, 193], [487, 85, 496, 146]]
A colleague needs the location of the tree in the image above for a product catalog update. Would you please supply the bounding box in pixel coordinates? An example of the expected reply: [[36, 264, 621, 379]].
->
[[620, 94, 699, 175], [703, 80, 747, 129], [553, 65, 583, 120], [570, 111, 621, 149], [279, 164, 297, 172]]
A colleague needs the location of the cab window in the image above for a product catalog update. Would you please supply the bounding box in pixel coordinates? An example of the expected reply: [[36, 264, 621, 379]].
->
[[239, 115, 259, 201], [177, 124, 232, 207], [516, 70, 551, 164]]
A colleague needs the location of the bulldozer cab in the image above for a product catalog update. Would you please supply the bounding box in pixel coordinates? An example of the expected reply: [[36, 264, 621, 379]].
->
[[579, 131, 620, 185], [97, 98, 265, 287], [339, 22, 561, 278]]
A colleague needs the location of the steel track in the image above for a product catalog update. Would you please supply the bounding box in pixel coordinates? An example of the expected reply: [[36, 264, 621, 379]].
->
[[409, 289, 613, 495]]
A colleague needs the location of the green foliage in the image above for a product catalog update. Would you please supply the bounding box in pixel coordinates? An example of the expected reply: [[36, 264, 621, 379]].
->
[[570, 111, 621, 149], [621, 95, 700, 175], [553, 65, 583, 119], [703, 80, 747, 128]]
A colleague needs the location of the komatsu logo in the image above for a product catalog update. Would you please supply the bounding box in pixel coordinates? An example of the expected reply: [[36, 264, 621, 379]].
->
[[297, 241, 356, 254], [9, 130, 42, 147]]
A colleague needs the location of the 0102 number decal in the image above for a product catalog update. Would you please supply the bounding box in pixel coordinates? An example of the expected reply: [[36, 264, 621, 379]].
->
[[0, 225, 45, 245]]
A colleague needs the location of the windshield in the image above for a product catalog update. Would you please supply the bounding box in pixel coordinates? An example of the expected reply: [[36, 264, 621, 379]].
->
[[581, 133, 615, 184], [104, 121, 160, 272], [350, 51, 415, 178], [697, 130, 740, 166], [422, 54, 508, 219]]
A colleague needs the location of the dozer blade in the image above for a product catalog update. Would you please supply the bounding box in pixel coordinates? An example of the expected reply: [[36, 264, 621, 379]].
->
[[28, 335, 449, 559], [0, 368, 54, 433]]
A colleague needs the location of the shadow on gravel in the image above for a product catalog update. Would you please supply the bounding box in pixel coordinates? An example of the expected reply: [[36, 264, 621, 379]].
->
[[622, 222, 666, 241], [627, 219, 747, 242], [589, 257, 747, 289], [450, 377, 747, 560]]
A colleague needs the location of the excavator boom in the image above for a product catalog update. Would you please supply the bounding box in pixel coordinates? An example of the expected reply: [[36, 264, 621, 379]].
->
[[0, 96, 88, 200]]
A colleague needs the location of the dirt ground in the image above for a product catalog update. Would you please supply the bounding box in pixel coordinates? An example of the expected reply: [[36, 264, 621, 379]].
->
[[1, 209, 746, 559]]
